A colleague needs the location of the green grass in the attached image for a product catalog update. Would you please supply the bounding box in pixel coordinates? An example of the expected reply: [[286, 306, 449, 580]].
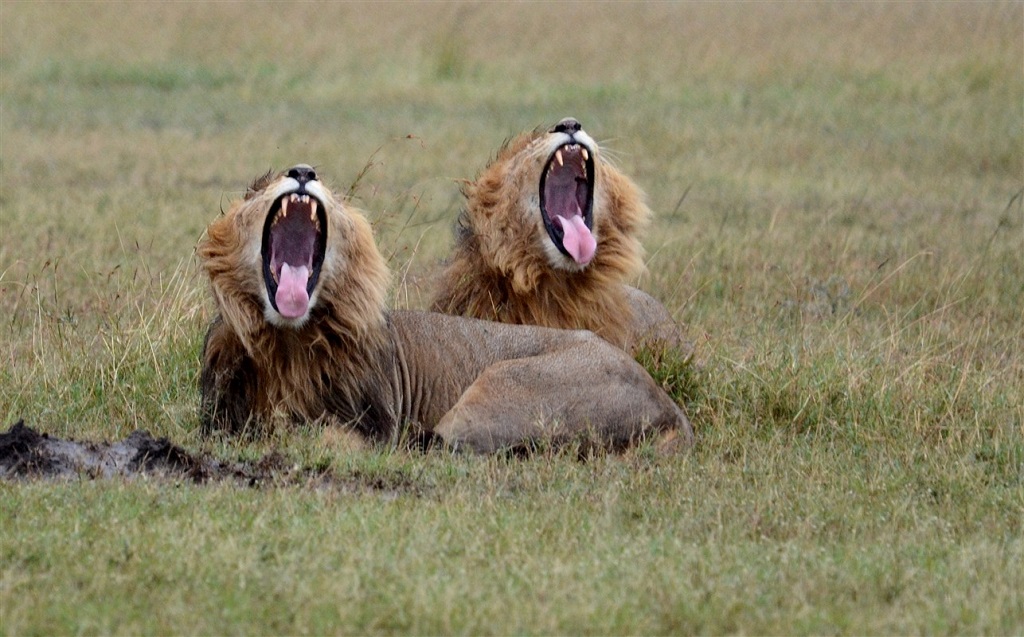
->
[[2, 2, 1022, 634]]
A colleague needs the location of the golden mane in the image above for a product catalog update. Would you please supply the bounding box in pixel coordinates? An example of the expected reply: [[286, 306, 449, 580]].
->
[[198, 171, 396, 438], [431, 125, 651, 349]]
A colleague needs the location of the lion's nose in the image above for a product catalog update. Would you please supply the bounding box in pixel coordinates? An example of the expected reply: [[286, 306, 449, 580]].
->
[[287, 165, 318, 185], [551, 117, 582, 134]]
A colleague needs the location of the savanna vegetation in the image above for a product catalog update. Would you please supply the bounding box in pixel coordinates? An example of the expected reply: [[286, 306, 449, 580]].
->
[[1, 3, 1022, 634]]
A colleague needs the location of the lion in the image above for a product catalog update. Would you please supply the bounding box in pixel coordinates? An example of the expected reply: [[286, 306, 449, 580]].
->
[[197, 165, 693, 454], [430, 117, 684, 353]]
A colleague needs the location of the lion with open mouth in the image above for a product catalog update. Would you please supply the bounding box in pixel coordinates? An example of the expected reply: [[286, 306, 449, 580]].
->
[[430, 118, 685, 353], [197, 165, 692, 453]]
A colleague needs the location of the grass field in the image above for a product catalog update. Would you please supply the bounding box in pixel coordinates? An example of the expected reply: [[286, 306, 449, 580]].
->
[[2, 2, 1023, 634]]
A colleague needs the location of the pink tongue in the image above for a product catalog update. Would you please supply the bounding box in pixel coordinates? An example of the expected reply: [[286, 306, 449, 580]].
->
[[556, 214, 596, 265], [275, 263, 310, 318]]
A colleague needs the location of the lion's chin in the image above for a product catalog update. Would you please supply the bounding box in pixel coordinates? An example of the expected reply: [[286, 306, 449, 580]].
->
[[262, 289, 318, 329], [540, 232, 597, 273]]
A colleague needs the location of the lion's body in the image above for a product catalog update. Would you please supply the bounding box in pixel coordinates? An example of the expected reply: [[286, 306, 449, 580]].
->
[[198, 167, 692, 453], [431, 120, 684, 352]]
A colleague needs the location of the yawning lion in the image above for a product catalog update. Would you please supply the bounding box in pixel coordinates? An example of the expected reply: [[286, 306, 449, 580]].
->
[[431, 118, 684, 352], [197, 165, 692, 453]]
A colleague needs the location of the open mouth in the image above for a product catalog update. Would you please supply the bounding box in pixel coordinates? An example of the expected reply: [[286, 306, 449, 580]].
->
[[539, 142, 596, 265], [260, 190, 327, 319]]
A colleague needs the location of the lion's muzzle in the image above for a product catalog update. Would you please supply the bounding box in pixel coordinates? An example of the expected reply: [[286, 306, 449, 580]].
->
[[539, 127, 596, 267], [260, 172, 327, 321]]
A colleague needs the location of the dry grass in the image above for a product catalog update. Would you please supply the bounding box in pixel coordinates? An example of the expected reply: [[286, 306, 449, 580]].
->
[[1, 2, 1022, 634]]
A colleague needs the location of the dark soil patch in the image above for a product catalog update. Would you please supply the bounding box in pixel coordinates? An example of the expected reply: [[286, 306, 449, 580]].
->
[[0, 420, 425, 496]]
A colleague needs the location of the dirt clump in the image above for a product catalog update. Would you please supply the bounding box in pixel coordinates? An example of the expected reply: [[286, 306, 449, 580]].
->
[[0, 420, 248, 483], [0, 421, 424, 496]]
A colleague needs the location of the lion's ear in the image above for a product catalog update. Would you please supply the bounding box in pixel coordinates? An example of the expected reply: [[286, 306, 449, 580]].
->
[[246, 169, 277, 199]]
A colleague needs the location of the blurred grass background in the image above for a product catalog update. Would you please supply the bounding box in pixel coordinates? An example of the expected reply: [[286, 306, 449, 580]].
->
[[1, 2, 1022, 634]]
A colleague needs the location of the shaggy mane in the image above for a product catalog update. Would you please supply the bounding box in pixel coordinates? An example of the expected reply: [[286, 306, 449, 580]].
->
[[431, 129, 650, 349], [198, 177, 396, 438]]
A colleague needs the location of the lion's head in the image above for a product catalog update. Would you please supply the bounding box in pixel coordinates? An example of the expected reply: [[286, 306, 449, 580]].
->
[[459, 117, 649, 283], [198, 164, 390, 375], [432, 118, 652, 346]]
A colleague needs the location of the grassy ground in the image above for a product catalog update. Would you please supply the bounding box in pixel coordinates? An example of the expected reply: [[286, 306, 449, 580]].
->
[[2, 2, 1022, 634]]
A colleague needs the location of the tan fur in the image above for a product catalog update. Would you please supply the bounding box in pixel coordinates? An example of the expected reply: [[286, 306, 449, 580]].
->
[[431, 122, 682, 352], [198, 167, 692, 453], [198, 171, 394, 437]]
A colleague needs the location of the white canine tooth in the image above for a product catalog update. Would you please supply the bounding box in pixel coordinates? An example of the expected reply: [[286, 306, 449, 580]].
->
[[581, 147, 589, 161], [555, 149, 564, 167]]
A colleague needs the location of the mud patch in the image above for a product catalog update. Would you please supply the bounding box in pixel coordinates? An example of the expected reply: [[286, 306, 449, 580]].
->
[[0, 420, 425, 496]]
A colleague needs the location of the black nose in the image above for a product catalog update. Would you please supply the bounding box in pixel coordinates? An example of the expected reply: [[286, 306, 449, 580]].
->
[[286, 165, 317, 185], [551, 117, 582, 134]]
